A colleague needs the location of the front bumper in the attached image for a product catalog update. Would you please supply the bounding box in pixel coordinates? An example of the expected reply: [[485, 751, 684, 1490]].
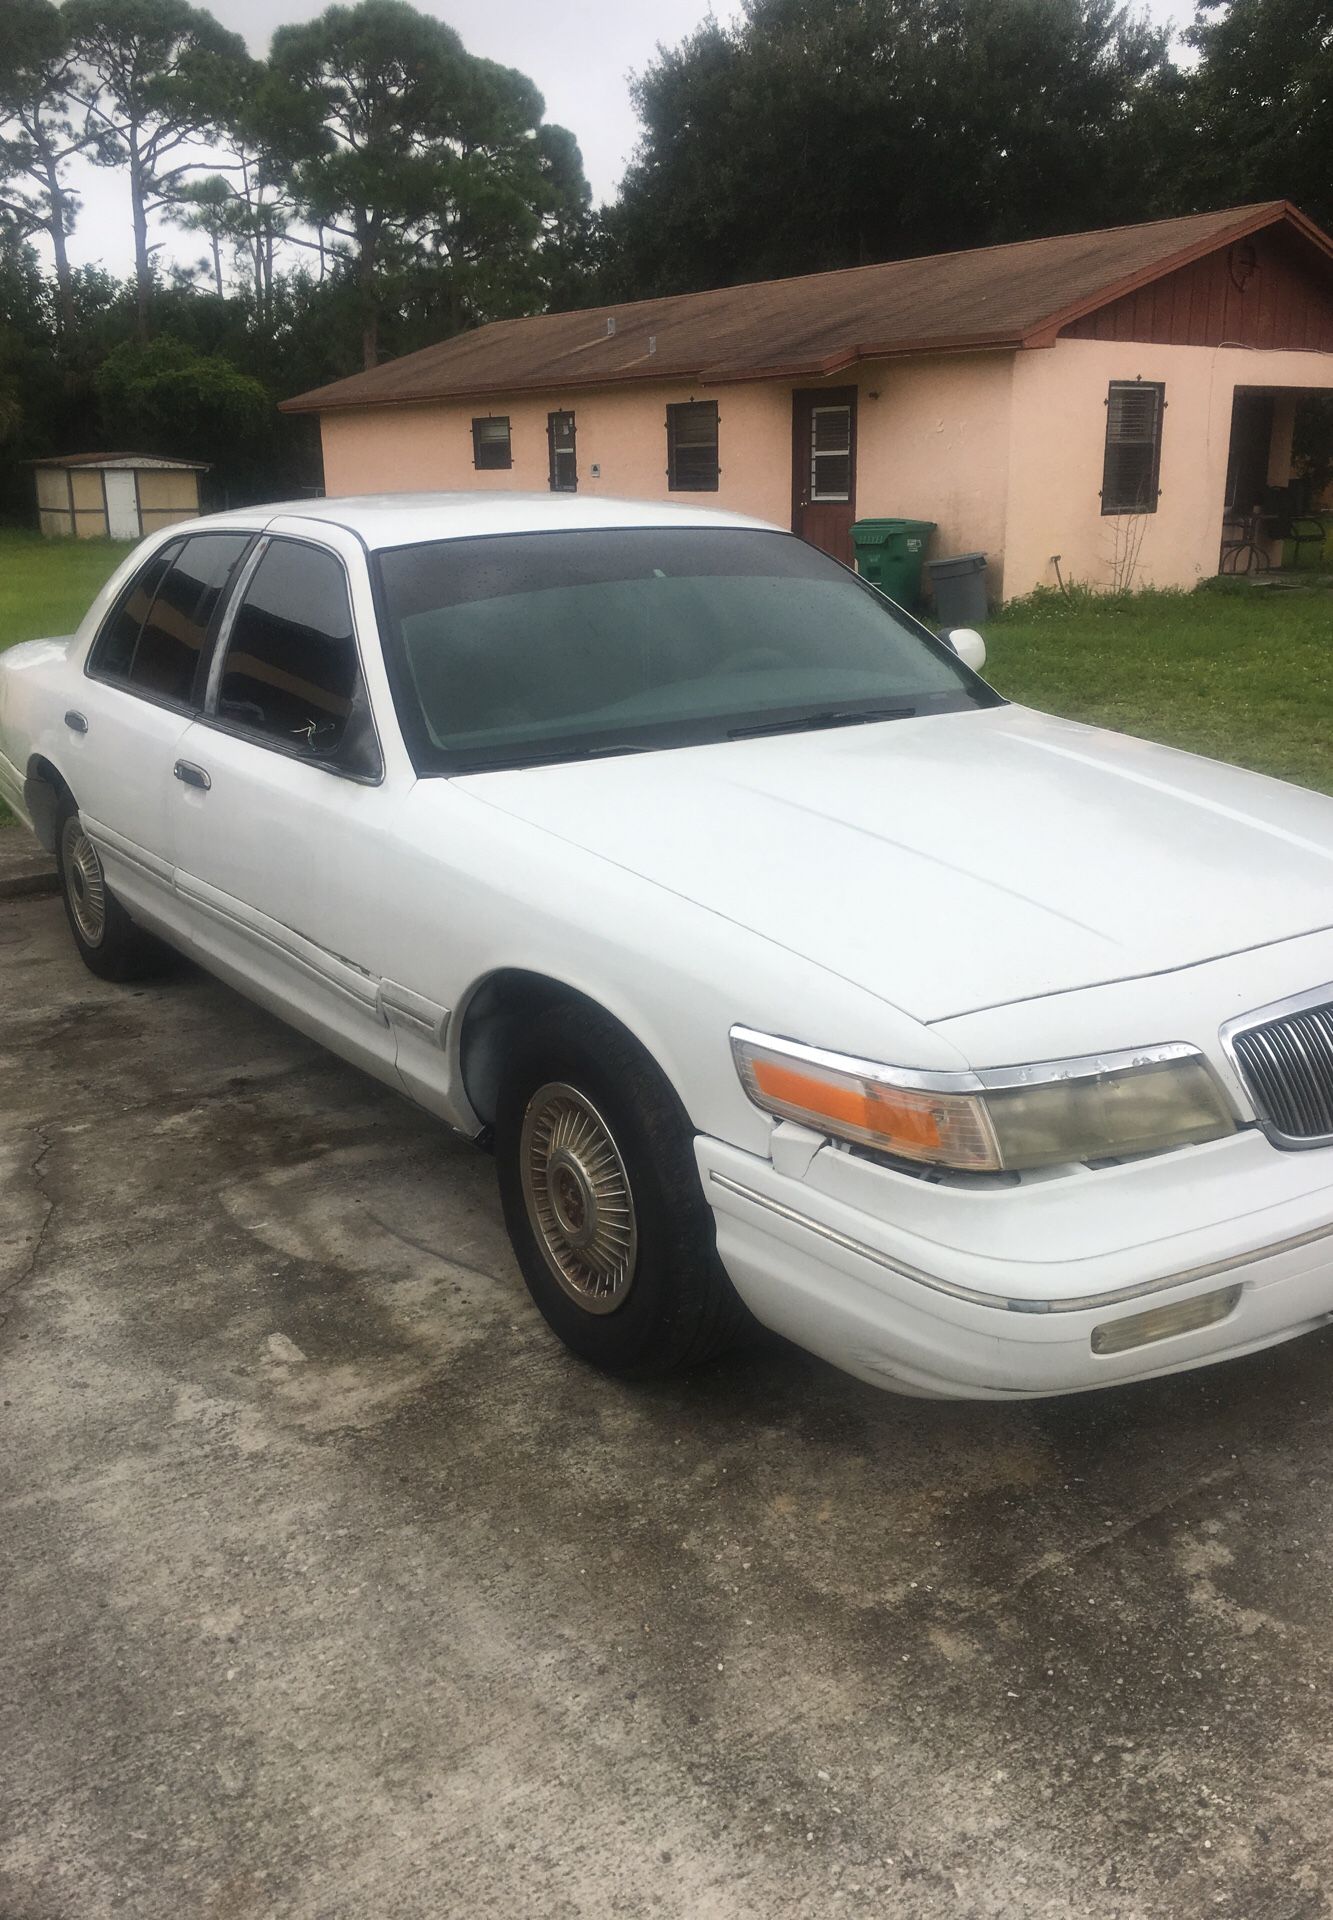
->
[[697, 1127, 1333, 1398]]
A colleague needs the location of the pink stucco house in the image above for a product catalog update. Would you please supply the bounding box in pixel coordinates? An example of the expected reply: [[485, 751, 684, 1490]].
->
[[283, 201, 1333, 602]]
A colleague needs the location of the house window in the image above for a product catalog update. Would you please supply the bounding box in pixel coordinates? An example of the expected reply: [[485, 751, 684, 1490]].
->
[[666, 401, 719, 491], [809, 404, 853, 501], [548, 411, 577, 491], [1101, 381, 1164, 515], [472, 416, 512, 470]]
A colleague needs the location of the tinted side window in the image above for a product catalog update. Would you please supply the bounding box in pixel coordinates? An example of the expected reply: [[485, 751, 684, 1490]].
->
[[217, 542, 369, 765], [92, 533, 249, 704], [131, 534, 252, 703], [93, 540, 184, 680]]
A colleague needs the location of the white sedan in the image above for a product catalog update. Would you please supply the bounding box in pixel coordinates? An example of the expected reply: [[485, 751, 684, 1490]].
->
[[3, 494, 1333, 1399]]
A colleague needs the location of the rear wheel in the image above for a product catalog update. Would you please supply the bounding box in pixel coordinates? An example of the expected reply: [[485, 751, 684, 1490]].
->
[[495, 1003, 748, 1377], [55, 796, 170, 983]]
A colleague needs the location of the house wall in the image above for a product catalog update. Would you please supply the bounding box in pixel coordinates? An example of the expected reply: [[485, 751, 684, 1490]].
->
[[852, 354, 1014, 599], [319, 382, 796, 526], [1002, 337, 1333, 598], [318, 354, 1016, 596]]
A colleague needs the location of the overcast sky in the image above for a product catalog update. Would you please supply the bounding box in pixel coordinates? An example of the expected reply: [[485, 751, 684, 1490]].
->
[[55, 0, 1195, 280]]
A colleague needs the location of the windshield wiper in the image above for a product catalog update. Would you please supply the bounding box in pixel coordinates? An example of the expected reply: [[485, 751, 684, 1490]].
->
[[727, 704, 917, 740], [457, 742, 651, 773]]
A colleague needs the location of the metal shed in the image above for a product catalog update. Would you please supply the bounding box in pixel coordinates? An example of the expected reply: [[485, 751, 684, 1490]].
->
[[32, 453, 209, 541]]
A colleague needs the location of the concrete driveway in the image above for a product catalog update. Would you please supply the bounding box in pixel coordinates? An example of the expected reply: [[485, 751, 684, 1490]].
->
[[4, 888, 1333, 1920]]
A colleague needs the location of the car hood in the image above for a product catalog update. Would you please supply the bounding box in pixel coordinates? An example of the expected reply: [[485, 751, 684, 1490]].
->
[[455, 705, 1333, 1023]]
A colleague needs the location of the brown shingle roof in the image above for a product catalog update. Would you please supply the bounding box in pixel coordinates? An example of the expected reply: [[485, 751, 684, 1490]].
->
[[282, 202, 1329, 414]]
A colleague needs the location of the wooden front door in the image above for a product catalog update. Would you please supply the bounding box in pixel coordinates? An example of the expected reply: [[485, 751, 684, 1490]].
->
[[792, 387, 858, 564]]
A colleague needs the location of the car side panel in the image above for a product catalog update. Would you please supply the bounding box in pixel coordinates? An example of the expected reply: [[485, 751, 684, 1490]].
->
[[171, 721, 403, 1083], [66, 680, 197, 940]]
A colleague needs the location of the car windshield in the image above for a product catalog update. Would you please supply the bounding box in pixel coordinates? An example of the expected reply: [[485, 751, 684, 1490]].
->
[[373, 526, 1001, 774]]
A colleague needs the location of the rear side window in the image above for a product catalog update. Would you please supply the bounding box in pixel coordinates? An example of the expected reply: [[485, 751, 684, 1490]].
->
[[93, 533, 251, 704], [216, 540, 373, 769], [93, 540, 183, 681]]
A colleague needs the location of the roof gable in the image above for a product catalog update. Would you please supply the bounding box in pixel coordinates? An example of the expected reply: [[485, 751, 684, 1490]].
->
[[1059, 216, 1333, 351], [283, 203, 1330, 415]]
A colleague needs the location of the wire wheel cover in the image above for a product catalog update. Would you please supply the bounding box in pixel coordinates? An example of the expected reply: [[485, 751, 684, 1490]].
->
[[61, 817, 106, 946], [520, 1082, 639, 1313]]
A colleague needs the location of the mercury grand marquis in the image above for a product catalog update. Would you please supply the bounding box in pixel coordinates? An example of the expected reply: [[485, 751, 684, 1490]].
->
[[4, 493, 1333, 1399]]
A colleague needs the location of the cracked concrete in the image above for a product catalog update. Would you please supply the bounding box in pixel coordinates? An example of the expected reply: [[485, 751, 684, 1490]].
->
[[4, 1123, 54, 1310], [4, 892, 1333, 1919]]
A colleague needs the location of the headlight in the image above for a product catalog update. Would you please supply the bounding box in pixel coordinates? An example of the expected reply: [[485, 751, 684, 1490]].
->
[[731, 1027, 1235, 1172]]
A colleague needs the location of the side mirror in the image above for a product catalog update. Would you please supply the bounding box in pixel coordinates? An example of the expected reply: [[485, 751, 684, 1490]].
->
[[942, 626, 987, 674]]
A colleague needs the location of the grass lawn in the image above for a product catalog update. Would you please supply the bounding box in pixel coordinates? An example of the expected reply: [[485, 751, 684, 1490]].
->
[[0, 526, 135, 655], [0, 528, 136, 824], [983, 582, 1333, 798]]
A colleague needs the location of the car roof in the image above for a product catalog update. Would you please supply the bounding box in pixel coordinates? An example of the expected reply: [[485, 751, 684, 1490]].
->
[[185, 491, 780, 550]]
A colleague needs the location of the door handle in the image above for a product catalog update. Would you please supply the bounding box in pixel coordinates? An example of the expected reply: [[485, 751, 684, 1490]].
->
[[173, 760, 211, 791], [64, 709, 88, 733]]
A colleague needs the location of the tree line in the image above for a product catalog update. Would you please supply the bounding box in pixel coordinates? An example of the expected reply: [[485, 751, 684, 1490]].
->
[[606, 0, 1333, 296], [0, 0, 1329, 518]]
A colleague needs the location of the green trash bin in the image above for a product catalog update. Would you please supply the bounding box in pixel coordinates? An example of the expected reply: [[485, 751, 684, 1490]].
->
[[849, 519, 937, 609]]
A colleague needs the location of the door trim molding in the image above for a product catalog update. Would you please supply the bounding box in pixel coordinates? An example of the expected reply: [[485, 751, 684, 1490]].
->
[[174, 868, 384, 1016], [83, 812, 174, 886], [379, 979, 450, 1043]]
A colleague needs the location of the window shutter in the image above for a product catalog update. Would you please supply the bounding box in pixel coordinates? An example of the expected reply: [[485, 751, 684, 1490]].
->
[[1101, 381, 1164, 515], [666, 401, 719, 491], [547, 411, 577, 491], [472, 416, 512, 471]]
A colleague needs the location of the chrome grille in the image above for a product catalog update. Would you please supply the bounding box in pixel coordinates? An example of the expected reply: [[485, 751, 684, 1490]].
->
[[1230, 998, 1333, 1145]]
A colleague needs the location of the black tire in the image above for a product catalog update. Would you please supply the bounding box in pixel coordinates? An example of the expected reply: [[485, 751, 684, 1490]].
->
[[495, 1002, 749, 1378], [54, 793, 171, 983]]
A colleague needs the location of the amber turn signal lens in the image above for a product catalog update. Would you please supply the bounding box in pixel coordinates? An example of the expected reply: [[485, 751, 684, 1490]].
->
[[735, 1042, 1001, 1170], [750, 1060, 946, 1153]]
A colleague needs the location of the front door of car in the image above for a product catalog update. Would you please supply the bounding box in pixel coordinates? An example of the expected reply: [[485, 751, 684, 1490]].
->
[[791, 387, 858, 565], [70, 530, 252, 945], [171, 534, 401, 1083]]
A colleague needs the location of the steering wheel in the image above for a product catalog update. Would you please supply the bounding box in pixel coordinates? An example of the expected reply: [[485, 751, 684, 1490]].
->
[[715, 646, 788, 676]]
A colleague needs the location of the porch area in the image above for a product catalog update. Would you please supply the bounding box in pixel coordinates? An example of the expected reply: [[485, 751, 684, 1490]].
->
[[1219, 386, 1333, 578]]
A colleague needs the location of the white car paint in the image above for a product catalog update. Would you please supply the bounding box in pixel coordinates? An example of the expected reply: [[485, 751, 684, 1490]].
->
[[3, 491, 1333, 1400]]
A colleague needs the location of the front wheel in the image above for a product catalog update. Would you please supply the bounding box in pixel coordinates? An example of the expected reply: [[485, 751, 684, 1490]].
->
[[55, 796, 170, 983], [495, 1004, 748, 1377]]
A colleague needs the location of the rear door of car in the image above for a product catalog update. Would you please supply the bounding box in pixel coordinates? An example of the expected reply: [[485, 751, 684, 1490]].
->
[[170, 526, 410, 1082], [69, 529, 254, 944]]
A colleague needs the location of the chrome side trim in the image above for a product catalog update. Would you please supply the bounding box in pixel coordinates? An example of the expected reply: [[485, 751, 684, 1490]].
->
[[378, 979, 449, 1043], [707, 1170, 1333, 1315], [83, 814, 174, 886], [729, 1024, 1207, 1098], [1221, 982, 1333, 1151], [174, 870, 383, 1016]]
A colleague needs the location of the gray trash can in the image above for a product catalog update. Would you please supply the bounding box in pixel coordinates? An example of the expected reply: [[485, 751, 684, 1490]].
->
[[926, 552, 988, 626]]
